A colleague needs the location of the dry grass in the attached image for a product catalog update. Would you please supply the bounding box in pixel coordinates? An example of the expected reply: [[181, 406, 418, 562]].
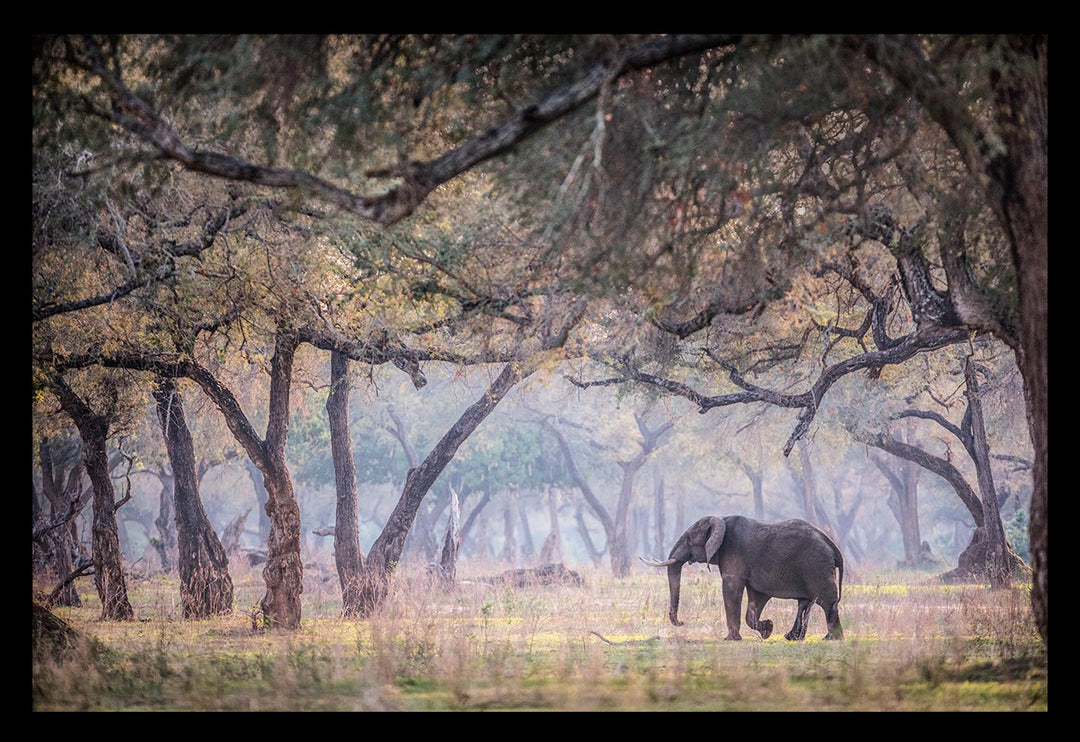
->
[[32, 560, 1047, 711]]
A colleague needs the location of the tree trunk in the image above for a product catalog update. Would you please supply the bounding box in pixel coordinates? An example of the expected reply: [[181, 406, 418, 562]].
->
[[36, 436, 82, 607], [865, 358, 1028, 586], [987, 36, 1047, 640], [539, 485, 564, 564], [871, 428, 924, 567], [552, 412, 671, 577], [189, 329, 305, 628], [245, 461, 271, 546], [517, 494, 535, 558], [500, 494, 518, 564], [738, 462, 765, 521], [358, 361, 529, 615], [789, 443, 823, 526], [152, 470, 177, 573], [53, 379, 134, 621], [611, 457, 644, 577], [436, 486, 460, 587], [963, 358, 1014, 587], [257, 331, 304, 629], [154, 379, 234, 618], [326, 350, 365, 618], [652, 471, 666, 559]]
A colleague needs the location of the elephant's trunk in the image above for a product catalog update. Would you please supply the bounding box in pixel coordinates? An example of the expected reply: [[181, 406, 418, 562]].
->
[[667, 562, 684, 626]]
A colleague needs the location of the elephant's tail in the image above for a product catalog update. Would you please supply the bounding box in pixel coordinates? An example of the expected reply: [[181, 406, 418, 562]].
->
[[834, 544, 844, 603], [823, 533, 844, 603]]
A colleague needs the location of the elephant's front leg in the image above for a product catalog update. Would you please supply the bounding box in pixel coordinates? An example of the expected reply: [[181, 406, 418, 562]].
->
[[721, 578, 745, 640], [744, 587, 773, 639]]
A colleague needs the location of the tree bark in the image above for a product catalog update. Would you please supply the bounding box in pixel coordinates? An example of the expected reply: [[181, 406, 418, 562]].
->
[[256, 331, 304, 629], [154, 379, 234, 618], [52, 378, 134, 621], [327, 350, 365, 617], [963, 358, 1013, 586], [652, 472, 666, 559], [151, 469, 176, 573], [436, 486, 461, 587], [36, 436, 83, 607]]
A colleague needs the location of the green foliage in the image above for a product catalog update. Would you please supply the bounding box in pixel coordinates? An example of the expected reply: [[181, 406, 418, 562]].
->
[[1003, 509, 1031, 564]]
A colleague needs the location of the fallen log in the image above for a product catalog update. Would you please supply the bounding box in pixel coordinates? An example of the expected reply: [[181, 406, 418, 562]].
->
[[463, 562, 585, 588]]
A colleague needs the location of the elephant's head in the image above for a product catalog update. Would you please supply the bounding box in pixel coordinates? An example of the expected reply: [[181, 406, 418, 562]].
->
[[641, 516, 727, 626]]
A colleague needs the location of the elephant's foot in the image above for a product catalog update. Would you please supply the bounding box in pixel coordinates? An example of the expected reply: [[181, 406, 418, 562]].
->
[[784, 630, 805, 641], [724, 631, 743, 641], [758, 619, 773, 640], [824, 630, 843, 640]]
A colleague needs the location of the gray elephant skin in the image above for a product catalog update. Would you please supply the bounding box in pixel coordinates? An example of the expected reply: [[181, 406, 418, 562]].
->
[[642, 514, 844, 641]]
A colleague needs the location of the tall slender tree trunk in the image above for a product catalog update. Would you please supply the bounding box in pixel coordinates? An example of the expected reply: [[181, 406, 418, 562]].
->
[[327, 350, 365, 618], [611, 457, 644, 577], [738, 462, 765, 521], [152, 470, 176, 573], [652, 471, 666, 559], [257, 331, 303, 629], [789, 443, 820, 526], [37, 436, 83, 607], [501, 497, 518, 564], [539, 485, 564, 563], [552, 412, 671, 577], [964, 358, 1013, 587], [872, 429, 923, 568], [359, 361, 528, 615], [154, 379, 234, 618], [52, 379, 134, 621], [245, 461, 271, 546]]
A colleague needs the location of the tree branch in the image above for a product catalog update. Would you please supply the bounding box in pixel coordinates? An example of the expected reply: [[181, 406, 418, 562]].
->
[[70, 34, 736, 226]]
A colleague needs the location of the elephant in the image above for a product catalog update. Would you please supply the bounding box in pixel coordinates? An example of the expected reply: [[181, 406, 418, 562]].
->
[[641, 514, 844, 641]]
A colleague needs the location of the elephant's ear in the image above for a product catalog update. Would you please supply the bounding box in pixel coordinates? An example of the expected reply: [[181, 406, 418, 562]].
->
[[704, 517, 726, 564]]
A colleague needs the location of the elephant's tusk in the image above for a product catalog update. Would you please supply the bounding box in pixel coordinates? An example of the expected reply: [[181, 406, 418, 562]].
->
[[639, 555, 678, 568]]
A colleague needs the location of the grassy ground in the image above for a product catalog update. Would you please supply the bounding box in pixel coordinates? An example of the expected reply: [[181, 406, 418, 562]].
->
[[32, 560, 1047, 711]]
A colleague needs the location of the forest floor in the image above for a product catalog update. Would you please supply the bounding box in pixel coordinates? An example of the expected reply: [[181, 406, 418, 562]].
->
[[32, 559, 1047, 711]]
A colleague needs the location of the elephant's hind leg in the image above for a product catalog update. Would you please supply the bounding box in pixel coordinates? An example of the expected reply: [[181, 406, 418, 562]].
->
[[822, 599, 844, 640], [744, 587, 773, 639], [785, 599, 812, 641]]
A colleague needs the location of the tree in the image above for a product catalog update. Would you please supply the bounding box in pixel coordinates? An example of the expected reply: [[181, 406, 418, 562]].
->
[[860, 352, 1028, 584], [546, 408, 673, 577], [46, 374, 134, 621], [851, 34, 1046, 639], [34, 435, 87, 607], [326, 350, 364, 617], [153, 378, 235, 617]]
